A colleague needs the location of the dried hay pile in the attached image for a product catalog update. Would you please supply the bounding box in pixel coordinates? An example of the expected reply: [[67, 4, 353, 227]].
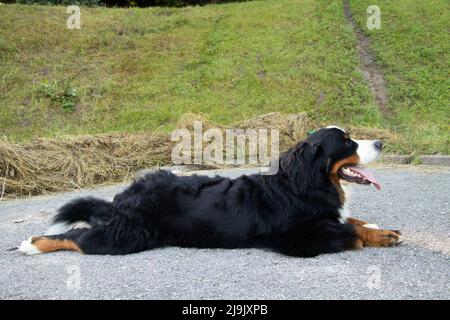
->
[[0, 113, 404, 198], [0, 133, 171, 198]]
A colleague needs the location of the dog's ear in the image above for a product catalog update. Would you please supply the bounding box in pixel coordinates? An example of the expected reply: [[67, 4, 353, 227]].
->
[[279, 142, 310, 172], [279, 142, 320, 191], [312, 144, 324, 160], [311, 144, 333, 175], [311, 144, 330, 172]]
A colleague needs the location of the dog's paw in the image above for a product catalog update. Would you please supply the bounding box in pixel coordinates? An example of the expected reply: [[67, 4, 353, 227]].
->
[[374, 230, 403, 247], [362, 225, 403, 245], [356, 227, 403, 247], [18, 237, 42, 255], [389, 230, 403, 244]]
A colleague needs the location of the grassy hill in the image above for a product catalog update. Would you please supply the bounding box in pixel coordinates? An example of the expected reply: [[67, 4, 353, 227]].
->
[[348, 0, 449, 154], [0, 0, 448, 154]]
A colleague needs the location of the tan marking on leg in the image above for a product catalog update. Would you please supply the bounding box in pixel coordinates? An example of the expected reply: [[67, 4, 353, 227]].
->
[[353, 225, 401, 247], [31, 237, 83, 254], [346, 217, 368, 226], [353, 238, 364, 250]]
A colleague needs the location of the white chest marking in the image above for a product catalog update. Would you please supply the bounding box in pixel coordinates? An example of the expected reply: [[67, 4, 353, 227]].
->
[[338, 184, 352, 223]]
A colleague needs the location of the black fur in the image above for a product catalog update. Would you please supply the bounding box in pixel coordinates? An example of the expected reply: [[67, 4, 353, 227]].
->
[[49, 127, 360, 257]]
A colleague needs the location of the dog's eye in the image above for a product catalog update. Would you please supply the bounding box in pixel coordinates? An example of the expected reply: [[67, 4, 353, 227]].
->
[[344, 139, 351, 146]]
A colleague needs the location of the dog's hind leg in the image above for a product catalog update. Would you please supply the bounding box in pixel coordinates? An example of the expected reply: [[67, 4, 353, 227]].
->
[[18, 233, 83, 255], [18, 217, 158, 255]]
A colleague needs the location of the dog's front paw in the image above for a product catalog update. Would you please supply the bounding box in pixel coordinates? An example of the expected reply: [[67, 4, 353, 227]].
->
[[389, 229, 403, 244], [368, 230, 400, 247], [355, 227, 403, 247]]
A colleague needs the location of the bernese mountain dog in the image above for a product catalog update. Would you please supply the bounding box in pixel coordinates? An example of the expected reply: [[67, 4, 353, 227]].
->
[[18, 126, 402, 257]]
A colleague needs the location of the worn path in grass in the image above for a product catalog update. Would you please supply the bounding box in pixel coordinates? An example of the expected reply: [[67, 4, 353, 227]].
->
[[0, 166, 449, 299], [343, 0, 392, 117]]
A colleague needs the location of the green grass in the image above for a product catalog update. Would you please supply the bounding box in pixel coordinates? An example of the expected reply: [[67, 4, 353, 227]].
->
[[0, 0, 448, 154], [349, 0, 449, 154]]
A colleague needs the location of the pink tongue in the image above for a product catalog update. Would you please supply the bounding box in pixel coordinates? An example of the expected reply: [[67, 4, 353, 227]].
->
[[349, 167, 381, 190]]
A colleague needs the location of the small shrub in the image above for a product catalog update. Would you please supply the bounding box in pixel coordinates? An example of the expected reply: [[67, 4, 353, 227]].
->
[[60, 88, 78, 112], [39, 80, 78, 113]]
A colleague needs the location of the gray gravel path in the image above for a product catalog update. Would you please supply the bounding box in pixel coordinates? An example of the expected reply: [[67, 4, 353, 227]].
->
[[0, 166, 449, 300]]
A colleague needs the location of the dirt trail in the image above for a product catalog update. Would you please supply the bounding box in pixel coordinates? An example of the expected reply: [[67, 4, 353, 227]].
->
[[343, 0, 393, 117]]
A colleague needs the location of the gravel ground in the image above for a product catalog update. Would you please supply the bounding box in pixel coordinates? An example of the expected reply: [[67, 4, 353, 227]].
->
[[0, 166, 449, 300]]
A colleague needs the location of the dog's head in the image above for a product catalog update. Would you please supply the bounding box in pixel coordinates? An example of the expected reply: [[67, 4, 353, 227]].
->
[[279, 126, 382, 191]]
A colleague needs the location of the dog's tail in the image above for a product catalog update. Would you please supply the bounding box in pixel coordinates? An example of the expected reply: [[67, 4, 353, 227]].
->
[[45, 197, 114, 235]]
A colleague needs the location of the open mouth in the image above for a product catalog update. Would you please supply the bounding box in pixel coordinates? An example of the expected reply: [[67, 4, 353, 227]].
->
[[338, 165, 381, 190]]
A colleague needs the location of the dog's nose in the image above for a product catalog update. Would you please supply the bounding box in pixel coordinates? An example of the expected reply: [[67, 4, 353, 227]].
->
[[374, 140, 383, 151]]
